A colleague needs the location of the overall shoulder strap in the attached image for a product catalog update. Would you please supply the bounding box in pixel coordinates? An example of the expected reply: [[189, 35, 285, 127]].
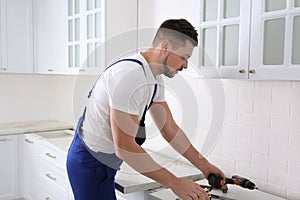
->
[[88, 58, 145, 98]]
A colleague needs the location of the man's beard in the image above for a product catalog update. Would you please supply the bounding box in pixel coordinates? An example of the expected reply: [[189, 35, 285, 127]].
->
[[162, 65, 176, 78], [162, 55, 176, 78]]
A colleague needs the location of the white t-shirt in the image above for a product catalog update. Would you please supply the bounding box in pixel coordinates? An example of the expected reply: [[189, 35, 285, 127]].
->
[[81, 53, 165, 153]]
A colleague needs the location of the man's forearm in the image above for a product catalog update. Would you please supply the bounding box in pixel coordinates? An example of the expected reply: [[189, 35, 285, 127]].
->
[[162, 127, 209, 173], [115, 144, 178, 188]]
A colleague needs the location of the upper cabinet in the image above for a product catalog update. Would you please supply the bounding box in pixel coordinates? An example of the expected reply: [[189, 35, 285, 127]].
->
[[199, 0, 300, 80], [33, 0, 137, 75], [33, 0, 69, 74], [250, 0, 300, 80], [0, 0, 33, 73], [198, 0, 251, 79]]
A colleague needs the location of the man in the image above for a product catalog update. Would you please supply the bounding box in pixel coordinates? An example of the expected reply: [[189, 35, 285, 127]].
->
[[67, 19, 226, 200]]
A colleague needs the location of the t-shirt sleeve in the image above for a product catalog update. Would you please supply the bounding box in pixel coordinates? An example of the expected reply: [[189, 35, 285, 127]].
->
[[105, 66, 147, 115]]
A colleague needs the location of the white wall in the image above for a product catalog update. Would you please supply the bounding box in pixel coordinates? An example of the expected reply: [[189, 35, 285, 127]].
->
[[0, 74, 76, 125]]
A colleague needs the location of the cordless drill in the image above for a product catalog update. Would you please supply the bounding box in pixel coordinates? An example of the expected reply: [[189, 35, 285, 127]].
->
[[208, 174, 258, 193]]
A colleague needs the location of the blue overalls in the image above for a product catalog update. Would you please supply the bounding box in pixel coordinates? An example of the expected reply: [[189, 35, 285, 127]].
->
[[66, 59, 157, 200]]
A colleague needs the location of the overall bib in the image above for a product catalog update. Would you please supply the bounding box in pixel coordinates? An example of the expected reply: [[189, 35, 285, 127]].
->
[[67, 59, 157, 200]]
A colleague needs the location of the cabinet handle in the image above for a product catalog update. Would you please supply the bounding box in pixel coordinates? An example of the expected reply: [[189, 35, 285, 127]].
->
[[79, 69, 85, 72], [45, 173, 57, 181], [0, 138, 8, 142], [46, 197, 51, 200], [45, 152, 56, 159], [2, 67, 7, 71], [25, 139, 34, 144], [48, 69, 54, 72], [239, 69, 245, 74], [249, 69, 256, 74]]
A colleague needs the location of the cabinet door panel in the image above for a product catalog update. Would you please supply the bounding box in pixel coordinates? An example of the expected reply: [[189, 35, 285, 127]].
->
[[250, 0, 300, 80], [265, 0, 286, 12], [263, 18, 286, 65], [1, 0, 33, 73], [292, 15, 300, 64], [0, 135, 20, 200], [34, 0, 68, 74], [199, 0, 251, 78]]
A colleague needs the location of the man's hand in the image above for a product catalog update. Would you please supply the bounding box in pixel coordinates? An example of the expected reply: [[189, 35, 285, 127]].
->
[[170, 178, 209, 200]]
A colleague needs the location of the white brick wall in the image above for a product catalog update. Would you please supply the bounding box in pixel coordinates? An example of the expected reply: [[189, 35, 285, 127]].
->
[[201, 80, 300, 200]]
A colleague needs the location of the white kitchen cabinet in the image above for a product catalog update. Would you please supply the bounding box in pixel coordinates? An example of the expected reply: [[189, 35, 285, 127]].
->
[[67, 0, 138, 75], [0, 0, 33, 73], [22, 134, 38, 200], [33, 0, 69, 74], [198, 0, 251, 79], [198, 0, 300, 80], [21, 132, 73, 200], [0, 135, 20, 200], [250, 0, 300, 80]]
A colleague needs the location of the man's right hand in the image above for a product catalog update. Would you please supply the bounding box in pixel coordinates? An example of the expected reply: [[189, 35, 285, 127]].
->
[[170, 178, 209, 200]]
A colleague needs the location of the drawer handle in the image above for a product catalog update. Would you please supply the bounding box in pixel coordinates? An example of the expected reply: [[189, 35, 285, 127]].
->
[[45, 153, 56, 159], [0, 138, 8, 142], [25, 139, 34, 144], [46, 173, 57, 181], [46, 197, 51, 200]]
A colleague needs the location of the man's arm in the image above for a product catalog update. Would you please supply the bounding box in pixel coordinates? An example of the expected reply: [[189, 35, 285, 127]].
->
[[110, 108, 208, 200], [149, 101, 226, 179]]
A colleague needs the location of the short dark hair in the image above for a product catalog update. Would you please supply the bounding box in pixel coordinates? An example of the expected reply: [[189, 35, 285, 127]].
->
[[152, 19, 198, 49]]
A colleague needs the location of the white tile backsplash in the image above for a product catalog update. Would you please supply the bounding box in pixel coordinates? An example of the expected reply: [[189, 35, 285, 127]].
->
[[202, 80, 300, 199]]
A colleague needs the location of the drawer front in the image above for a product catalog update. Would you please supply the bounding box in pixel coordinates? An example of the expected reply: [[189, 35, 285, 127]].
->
[[35, 183, 60, 200], [38, 143, 66, 168], [38, 160, 69, 199]]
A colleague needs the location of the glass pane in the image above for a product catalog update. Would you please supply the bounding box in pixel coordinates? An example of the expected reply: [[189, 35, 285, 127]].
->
[[87, 0, 93, 10], [263, 18, 285, 65], [265, 0, 286, 12], [203, 0, 218, 21], [292, 16, 300, 64], [68, 20, 73, 42], [95, 0, 101, 8], [68, 46, 73, 68], [75, 0, 80, 14], [296, 0, 300, 7], [75, 45, 80, 68], [87, 14, 94, 39], [87, 43, 95, 67], [68, 0, 73, 16], [202, 27, 217, 66], [95, 42, 101, 67], [224, 0, 240, 18], [75, 18, 80, 41], [222, 25, 239, 66], [95, 12, 101, 38]]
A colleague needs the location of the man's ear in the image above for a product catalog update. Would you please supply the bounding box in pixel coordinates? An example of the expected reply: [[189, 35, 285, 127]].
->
[[160, 40, 170, 55]]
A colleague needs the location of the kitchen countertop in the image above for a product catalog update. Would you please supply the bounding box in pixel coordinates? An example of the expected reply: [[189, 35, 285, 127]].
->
[[0, 120, 73, 136], [115, 150, 204, 194], [31, 130, 203, 194], [150, 179, 286, 200]]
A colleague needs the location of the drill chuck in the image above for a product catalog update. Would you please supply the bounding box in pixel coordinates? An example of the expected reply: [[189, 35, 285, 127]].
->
[[231, 175, 258, 190]]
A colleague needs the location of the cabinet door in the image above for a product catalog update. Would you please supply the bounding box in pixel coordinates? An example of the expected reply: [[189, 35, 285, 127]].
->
[[67, 0, 106, 75], [34, 0, 68, 74], [250, 0, 300, 80], [198, 0, 251, 79], [0, 135, 20, 200], [0, 0, 33, 73], [22, 134, 38, 200]]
